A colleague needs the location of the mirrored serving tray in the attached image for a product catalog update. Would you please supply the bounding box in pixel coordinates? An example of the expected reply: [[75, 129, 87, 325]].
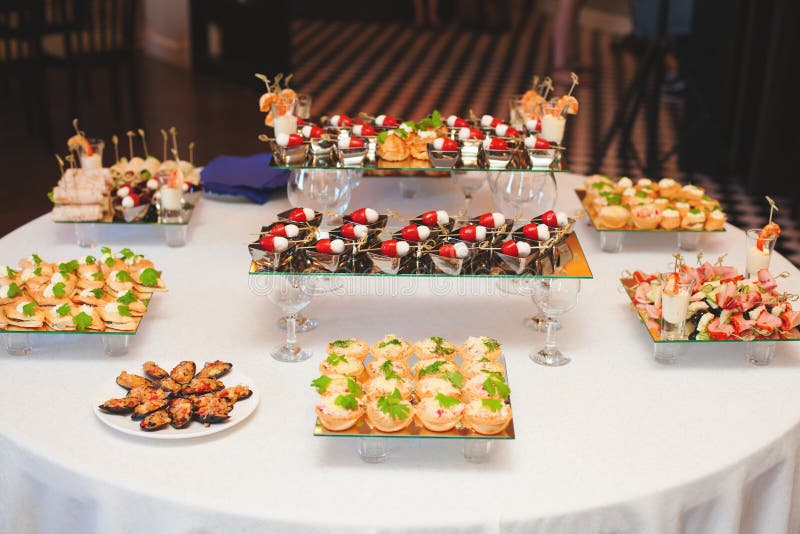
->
[[314, 355, 514, 440], [249, 232, 592, 279], [620, 278, 800, 343], [53, 205, 195, 226], [575, 190, 726, 233], [269, 154, 567, 173], [2, 298, 151, 335]]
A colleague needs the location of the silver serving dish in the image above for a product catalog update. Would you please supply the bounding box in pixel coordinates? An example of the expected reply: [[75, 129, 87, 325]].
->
[[426, 143, 460, 169], [367, 251, 403, 274], [271, 141, 309, 165]]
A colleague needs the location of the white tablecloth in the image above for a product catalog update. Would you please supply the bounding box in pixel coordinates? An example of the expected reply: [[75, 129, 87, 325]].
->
[[1, 174, 799, 534]]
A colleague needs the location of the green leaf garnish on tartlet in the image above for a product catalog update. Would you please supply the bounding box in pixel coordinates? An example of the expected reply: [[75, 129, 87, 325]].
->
[[22, 302, 36, 317], [52, 282, 66, 297], [482, 372, 509, 399], [56, 303, 71, 317], [435, 393, 461, 408], [334, 393, 359, 411], [481, 399, 504, 412], [326, 353, 347, 366], [330, 339, 353, 349], [377, 388, 410, 420], [311, 375, 332, 394], [139, 268, 160, 287]]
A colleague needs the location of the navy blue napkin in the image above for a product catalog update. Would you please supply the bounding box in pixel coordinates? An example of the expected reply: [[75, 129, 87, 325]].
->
[[201, 153, 289, 204]]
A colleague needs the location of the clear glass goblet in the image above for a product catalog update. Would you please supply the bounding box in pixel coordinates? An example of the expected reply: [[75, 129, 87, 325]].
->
[[287, 169, 355, 227], [450, 171, 486, 220], [489, 171, 558, 330], [266, 275, 314, 362], [530, 279, 580, 367]]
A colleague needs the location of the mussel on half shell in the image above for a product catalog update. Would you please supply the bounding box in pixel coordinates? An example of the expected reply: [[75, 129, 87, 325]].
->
[[182, 378, 225, 396], [140, 409, 171, 431], [194, 396, 232, 424], [143, 361, 169, 380], [116, 371, 153, 390], [168, 397, 194, 429], [98, 396, 140, 414], [196, 360, 233, 380], [170, 361, 196, 384], [131, 398, 169, 420]]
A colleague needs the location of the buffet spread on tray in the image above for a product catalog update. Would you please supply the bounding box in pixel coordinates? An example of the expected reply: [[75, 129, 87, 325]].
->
[[247, 206, 592, 277], [257, 72, 579, 172], [50, 122, 202, 224], [576, 174, 727, 232], [312, 335, 513, 438], [0, 247, 166, 333]]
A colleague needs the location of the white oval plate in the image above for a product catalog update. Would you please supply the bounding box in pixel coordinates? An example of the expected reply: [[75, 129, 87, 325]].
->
[[94, 362, 259, 440]]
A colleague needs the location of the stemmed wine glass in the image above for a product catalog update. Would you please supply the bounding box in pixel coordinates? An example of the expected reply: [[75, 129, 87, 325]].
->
[[265, 275, 314, 362], [287, 168, 356, 227], [488, 171, 558, 330], [530, 279, 580, 366], [450, 171, 487, 220]]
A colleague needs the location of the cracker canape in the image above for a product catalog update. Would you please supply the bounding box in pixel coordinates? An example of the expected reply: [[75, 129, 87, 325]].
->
[[316, 393, 365, 431], [366, 358, 411, 379], [325, 338, 370, 361], [371, 334, 413, 361], [319, 352, 365, 378], [413, 336, 458, 360], [458, 336, 503, 362]]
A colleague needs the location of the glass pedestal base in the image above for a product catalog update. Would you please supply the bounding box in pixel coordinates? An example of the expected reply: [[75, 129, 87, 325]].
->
[[747, 342, 776, 366], [358, 438, 389, 463], [102, 335, 130, 356], [74, 223, 98, 248], [530, 348, 571, 367], [3, 333, 32, 355], [164, 225, 188, 247], [677, 232, 701, 251], [271, 344, 312, 363], [463, 439, 493, 463], [600, 232, 624, 253]]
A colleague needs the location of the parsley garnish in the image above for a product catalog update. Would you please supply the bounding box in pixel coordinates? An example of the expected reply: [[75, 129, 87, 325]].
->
[[419, 360, 445, 377], [383, 366, 402, 381], [117, 304, 132, 317], [378, 338, 402, 348], [415, 109, 442, 130], [346, 377, 362, 397], [635, 190, 648, 198], [478, 357, 491, 363], [326, 353, 347, 366], [334, 394, 359, 411], [376, 131, 388, 144], [115, 270, 133, 283], [483, 338, 501, 352], [31, 254, 42, 265], [119, 248, 135, 260], [446, 372, 463, 388], [47, 189, 55, 203], [58, 260, 79, 274], [139, 268, 160, 287], [91, 272, 105, 281], [435, 393, 461, 408], [90, 288, 103, 298], [689, 208, 702, 215], [52, 282, 66, 297], [72, 312, 92, 331], [5, 266, 16, 279], [482, 373, 510, 399], [117, 292, 136, 304], [33, 267, 41, 276], [379, 360, 395, 375], [331, 339, 353, 348], [22, 302, 36, 317], [430, 336, 455, 356], [481, 399, 504, 412], [56, 303, 71, 317], [84, 255, 96, 264], [6, 283, 21, 298], [395, 128, 408, 139], [100, 247, 111, 255], [105, 257, 115, 267], [376, 388, 410, 420], [310, 375, 332, 393]]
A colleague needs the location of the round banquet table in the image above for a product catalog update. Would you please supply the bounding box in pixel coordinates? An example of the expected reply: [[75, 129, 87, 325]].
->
[[1, 173, 799, 534]]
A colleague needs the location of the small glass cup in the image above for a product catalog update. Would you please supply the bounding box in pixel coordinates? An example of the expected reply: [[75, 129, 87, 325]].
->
[[540, 105, 566, 145], [296, 93, 312, 120], [450, 171, 486, 220], [659, 274, 692, 342], [745, 229, 776, 278], [158, 169, 184, 223], [271, 96, 298, 137], [508, 95, 524, 129], [287, 169, 354, 227], [80, 139, 104, 169]]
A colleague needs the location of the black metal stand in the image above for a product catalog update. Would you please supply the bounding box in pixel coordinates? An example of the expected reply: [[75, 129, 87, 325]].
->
[[593, 0, 670, 176]]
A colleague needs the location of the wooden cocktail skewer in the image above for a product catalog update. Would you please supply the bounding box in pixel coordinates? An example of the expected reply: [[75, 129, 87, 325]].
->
[[111, 134, 120, 164], [566, 72, 579, 97], [65, 154, 76, 169], [160, 129, 168, 161], [71, 118, 84, 137], [766, 195, 779, 223], [531, 74, 540, 92], [137, 129, 149, 159], [540, 77, 553, 100], [189, 142, 195, 166], [283, 73, 293, 90], [255, 73, 271, 90], [126, 130, 136, 159], [271, 73, 284, 93], [54, 154, 65, 175], [169, 127, 179, 159]]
